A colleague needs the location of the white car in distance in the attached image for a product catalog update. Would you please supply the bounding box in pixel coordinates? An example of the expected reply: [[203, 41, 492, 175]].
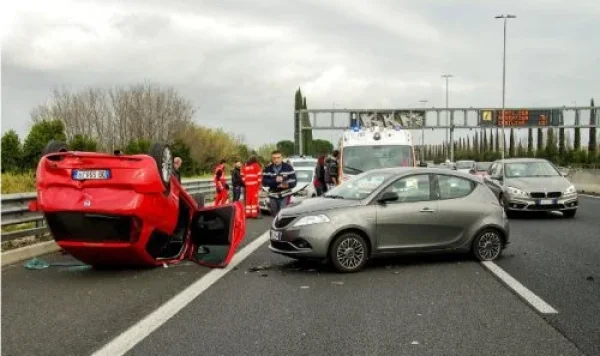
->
[[259, 159, 317, 214]]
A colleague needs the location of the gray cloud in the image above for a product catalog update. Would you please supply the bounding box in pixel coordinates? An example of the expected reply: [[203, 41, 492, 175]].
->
[[2, 0, 599, 148]]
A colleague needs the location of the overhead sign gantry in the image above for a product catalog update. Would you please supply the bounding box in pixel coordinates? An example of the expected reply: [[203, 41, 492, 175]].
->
[[294, 106, 598, 160]]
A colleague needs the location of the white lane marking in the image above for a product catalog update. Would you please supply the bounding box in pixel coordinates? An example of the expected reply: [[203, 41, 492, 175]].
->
[[579, 193, 600, 199], [481, 261, 558, 314], [91, 230, 270, 356]]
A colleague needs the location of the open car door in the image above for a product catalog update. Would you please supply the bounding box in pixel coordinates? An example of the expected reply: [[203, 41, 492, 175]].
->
[[189, 201, 246, 268]]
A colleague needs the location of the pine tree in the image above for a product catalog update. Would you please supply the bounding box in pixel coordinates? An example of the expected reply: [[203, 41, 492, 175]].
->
[[589, 98, 597, 161], [545, 128, 558, 163], [509, 128, 515, 157], [293, 88, 303, 154], [558, 127, 566, 164], [517, 139, 527, 157], [479, 130, 487, 154], [301, 96, 313, 155], [537, 128, 544, 156], [527, 128, 534, 157], [574, 121, 581, 151], [495, 129, 500, 152]]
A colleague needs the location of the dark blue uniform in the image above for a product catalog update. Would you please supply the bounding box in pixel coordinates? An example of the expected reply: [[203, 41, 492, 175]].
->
[[262, 162, 297, 216]]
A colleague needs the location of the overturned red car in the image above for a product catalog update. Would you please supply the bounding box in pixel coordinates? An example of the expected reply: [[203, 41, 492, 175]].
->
[[28, 140, 246, 269]]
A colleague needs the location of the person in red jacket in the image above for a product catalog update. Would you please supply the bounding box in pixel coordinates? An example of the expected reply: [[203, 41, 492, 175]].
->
[[213, 159, 229, 205], [241, 156, 262, 218]]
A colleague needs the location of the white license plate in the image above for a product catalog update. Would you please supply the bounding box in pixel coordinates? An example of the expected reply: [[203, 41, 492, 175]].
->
[[538, 199, 553, 205], [72, 169, 110, 180], [270, 230, 281, 241]]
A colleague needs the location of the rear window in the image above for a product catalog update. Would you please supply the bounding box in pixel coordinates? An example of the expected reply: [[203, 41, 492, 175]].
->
[[437, 175, 476, 200]]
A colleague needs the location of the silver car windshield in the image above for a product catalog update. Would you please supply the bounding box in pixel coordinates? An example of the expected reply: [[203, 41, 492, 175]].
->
[[504, 161, 560, 178], [456, 161, 475, 169], [324, 171, 393, 200], [295, 170, 313, 183], [342, 145, 413, 174], [475, 162, 492, 171]]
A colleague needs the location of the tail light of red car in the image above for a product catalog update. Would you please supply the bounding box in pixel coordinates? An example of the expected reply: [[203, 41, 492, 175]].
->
[[130, 216, 143, 244]]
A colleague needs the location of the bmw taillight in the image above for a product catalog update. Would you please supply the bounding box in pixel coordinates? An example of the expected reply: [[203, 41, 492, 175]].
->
[[130, 216, 143, 243]]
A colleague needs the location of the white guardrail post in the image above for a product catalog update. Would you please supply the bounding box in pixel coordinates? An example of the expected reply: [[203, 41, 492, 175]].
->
[[0, 178, 215, 243]]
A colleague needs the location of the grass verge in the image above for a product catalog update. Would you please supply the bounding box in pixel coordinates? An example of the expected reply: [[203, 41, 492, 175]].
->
[[1, 234, 53, 252]]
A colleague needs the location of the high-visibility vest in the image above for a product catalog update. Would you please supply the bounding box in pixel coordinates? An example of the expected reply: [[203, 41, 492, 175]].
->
[[241, 163, 262, 187], [213, 164, 226, 190]]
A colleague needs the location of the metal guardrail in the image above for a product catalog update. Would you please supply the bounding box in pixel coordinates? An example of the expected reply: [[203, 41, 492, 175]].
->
[[0, 178, 215, 243]]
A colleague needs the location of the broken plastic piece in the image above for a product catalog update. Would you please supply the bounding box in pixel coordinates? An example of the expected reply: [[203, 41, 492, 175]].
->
[[24, 258, 50, 270]]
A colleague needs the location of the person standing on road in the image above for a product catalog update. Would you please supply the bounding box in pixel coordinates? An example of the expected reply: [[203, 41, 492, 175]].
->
[[325, 150, 340, 190], [262, 150, 297, 216], [314, 155, 328, 196], [231, 160, 244, 202], [173, 157, 182, 183], [213, 159, 229, 205], [241, 156, 262, 218]]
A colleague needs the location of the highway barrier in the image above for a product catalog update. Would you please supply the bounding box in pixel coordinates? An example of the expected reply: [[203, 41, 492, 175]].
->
[[2, 169, 599, 244], [567, 168, 600, 195], [1, 178, 216, 243]]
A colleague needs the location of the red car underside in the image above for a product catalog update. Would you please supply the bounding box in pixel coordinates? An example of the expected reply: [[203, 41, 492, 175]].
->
[[31, 151, 245, 268]]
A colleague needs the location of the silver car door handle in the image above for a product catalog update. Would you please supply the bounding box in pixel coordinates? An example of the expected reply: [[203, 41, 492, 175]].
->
[[419, 208, 435, 213]]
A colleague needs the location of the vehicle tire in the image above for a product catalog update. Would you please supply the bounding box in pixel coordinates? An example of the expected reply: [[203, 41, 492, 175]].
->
[[42, 140, 68, 155], [471, 228, 504, 261], [191, 193, 205, 208], [562, 209, 576, 218], [149, 143, 173, 190], [329, 232, 369, 273]]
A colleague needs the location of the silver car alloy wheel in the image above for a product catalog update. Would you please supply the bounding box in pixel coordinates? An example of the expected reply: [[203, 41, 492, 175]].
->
[[336, 237, 365, 269], [478, 232, 501, 260]]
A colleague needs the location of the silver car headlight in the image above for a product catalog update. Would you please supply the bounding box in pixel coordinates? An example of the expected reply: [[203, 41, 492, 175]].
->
[[506, 186, 528, 197], [563, 184, 576, 195], [293, 214, 331, 227]]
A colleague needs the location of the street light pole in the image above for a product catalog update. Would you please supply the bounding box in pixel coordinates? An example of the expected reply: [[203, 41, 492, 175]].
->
[[441, 74, 453, 161], [495, 14, 516, 162]]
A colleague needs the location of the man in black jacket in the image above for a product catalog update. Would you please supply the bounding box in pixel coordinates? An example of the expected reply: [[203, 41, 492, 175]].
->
[[325, 150, 340, 189], [231, 160, 244, 202]]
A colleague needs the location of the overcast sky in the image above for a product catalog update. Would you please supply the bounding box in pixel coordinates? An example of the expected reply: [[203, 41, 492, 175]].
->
[[2, 0, 599, 148]]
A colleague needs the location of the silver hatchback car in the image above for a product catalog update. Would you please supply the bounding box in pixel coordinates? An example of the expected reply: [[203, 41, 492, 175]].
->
[[269, 168, 510, 273]]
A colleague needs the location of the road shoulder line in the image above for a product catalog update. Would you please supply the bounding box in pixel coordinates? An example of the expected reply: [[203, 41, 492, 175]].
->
[[91, 230, 270, 356], [481, 261, 558, 314]]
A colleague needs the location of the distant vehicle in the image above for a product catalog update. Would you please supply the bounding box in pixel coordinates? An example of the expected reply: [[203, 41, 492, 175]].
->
[[483, 158, 578, 218], [269, 167, 510, 273], [338, 115, 416, 183], [438, 162, 456, 170], [28, 140, 246, 269], [471, 161, 493, 177], [287, 156, 317, 168], [260, 166, 316, 214], [455, 160, 476, 174]]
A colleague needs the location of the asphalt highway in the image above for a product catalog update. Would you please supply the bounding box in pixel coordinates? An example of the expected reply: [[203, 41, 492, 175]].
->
[[2, 196, 599, 356]]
